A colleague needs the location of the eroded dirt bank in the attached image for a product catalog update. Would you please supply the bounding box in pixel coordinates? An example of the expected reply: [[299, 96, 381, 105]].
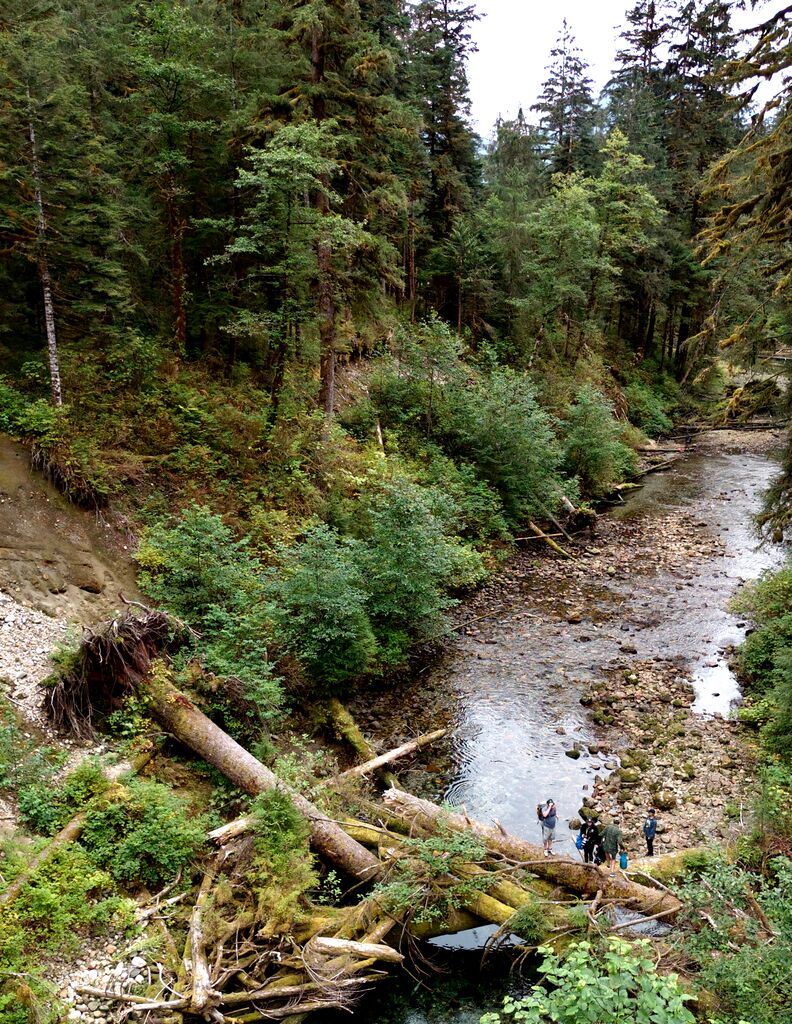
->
[[0, 437, 138, 745], [349, 429, 785, 859]]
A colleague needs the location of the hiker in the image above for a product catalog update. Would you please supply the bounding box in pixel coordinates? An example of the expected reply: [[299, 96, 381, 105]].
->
[[580, 818, 600, 864], [537, 798, 557, 857], [601, 817, 623, 871], [642, 808, 658, 856]]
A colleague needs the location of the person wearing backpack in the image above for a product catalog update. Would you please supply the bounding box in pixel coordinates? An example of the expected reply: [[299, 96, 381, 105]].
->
[[537, 798, 557, 857], [579, 818, 600, 864], [642, 808, 658, 856]]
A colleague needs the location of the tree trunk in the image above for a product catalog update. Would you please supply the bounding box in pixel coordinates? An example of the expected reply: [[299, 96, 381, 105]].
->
[[382, 789, 682, 919], [143, 670, 380, 883], [167, 181, 187, 353], [26, 96, 62, 407]]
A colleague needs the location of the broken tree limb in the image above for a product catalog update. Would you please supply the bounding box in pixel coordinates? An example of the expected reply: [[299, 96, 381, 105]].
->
[[527, 521, 574, 559], [325, 699, 398, 789], [308, 937, 404, 964], [382, 789, 682, 919], [322, 729, 446, 787], [187, 854, 226, 1015]]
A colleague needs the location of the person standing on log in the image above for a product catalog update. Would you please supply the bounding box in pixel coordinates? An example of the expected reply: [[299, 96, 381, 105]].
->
[[537, 798, 557, 857], [642, 808, 658, 856]]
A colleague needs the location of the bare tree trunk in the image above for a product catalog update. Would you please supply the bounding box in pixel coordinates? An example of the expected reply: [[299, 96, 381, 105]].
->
[[166, 180, 187, 353], [27, 96, 62, 407]]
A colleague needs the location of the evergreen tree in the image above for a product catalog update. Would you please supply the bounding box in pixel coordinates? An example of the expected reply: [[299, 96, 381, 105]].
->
[[532, 20, 596, 175]]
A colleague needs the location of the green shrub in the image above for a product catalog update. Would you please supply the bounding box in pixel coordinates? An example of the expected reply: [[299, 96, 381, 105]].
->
[[677, 856, 792, 1024], [411, 446, 511, 541], [81, 779, 207, 887], [508, 899, 545, 944], [136, 505, 280, 715], [438, 367, 569, 525], [625, 380, 674, 436], [136, 504, 264, 623], [480, 937, 695, 1024], [267, 525, 378, 687], [355, 481, 485, 661], [562, 385, 637, 498]]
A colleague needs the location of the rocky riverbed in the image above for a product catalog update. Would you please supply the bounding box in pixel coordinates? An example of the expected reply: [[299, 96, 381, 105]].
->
[[349, 429, 784, 861]]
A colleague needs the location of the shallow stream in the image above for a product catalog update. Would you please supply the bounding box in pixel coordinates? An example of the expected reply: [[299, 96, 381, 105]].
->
[[344, 430, 785, 1024]]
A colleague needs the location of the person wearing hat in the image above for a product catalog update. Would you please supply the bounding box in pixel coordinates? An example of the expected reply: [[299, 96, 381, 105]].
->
[[537, 798, 557, 857], [642, 808, 658, 856]]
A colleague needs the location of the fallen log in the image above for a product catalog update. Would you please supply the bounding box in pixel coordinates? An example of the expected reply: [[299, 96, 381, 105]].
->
[[140, 666, 381, 883], [527, 521, 574, 559], [382, 789, 682, 919], [309, 937, 404, 964], [325, 699, 398, 789], [322, 729, 446, 786]]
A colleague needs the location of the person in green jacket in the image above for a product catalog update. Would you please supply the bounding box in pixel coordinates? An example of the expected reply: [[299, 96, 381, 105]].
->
[[601, 818, 623, 871]]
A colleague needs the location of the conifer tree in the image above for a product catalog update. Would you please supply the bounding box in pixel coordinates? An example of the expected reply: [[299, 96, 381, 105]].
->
[[532, 20, 596, 175]]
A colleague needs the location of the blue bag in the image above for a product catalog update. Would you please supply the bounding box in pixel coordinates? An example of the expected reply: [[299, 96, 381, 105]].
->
[[619, 851, 628, 870], [575, 832, 583, 850]]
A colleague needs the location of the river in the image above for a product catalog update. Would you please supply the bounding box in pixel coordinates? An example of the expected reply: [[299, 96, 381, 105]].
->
[[343, 429, 785, 1024]]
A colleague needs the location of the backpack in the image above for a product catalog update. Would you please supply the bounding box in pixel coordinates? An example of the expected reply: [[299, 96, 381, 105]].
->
[[575, 832, 583, 850]]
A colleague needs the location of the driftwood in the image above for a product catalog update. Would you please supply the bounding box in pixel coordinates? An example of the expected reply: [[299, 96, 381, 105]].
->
[[322, 729, 446, 786], [325, 698, 398, 789], [308, 937, 404, 964]]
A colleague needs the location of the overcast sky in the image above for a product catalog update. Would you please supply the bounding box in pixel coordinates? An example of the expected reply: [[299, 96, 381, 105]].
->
[[466, 0, 787, 139]]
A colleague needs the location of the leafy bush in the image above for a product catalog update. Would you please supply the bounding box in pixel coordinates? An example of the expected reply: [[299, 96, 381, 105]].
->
[[355, 481, 484, 661], [480, 937, 695, 1024], [411, 446, 510, 541], [267, 525, 378, 687], [81, 779, 207, 887], [508, 899, 545, 944], [137, 505, 280, 715], [0, 840, 134, 1024], [732, 563, 792, 759], [438, 368, 569, 525], [562, 385, 637, 498], [677, 856, 792, 1024], [625, 380, 674, 436], [137, 504, 264, 623]]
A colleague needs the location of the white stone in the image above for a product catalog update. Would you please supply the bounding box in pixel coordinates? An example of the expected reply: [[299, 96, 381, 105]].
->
[[130, 956, 146, 969]]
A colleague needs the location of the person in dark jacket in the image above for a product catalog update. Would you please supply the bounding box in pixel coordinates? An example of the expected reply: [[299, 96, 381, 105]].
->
[[580, 818, 601, 864], [537, 798, 557, 857], [642, 808, 658, 856], [601, 818, 623, 871]]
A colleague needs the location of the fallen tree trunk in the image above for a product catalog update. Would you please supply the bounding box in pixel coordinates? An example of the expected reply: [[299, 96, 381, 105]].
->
[[142, 667, 380, 883], [527, 520, 574, 559], [325, 698, 398, 789], [383, 789, 682, 919]]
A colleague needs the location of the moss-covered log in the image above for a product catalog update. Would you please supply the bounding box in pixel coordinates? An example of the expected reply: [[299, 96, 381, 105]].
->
[[383, 788, 682, 919]]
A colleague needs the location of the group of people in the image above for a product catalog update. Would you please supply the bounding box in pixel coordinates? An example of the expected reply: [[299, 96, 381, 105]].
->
[[537, 799, 658, 868]]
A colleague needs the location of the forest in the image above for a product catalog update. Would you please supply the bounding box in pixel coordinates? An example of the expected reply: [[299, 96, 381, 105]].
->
[[0, 0, 791, 1022]]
